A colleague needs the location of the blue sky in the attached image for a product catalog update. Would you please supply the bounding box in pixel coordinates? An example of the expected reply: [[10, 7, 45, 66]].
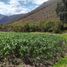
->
[[0, 0, 48, 15]]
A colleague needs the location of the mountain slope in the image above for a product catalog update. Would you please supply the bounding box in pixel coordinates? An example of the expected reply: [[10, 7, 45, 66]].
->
[[10, 0, 62, 26], [0, 14, 7, 20], [0, 14, 25, 24]]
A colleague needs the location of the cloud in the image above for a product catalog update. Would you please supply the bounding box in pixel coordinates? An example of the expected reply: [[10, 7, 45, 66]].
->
[[0, 0, 48, 15], [0, 0, 29, 15], [33, 0, 48, 5]]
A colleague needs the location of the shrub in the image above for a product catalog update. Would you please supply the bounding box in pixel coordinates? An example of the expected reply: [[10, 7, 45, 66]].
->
[[42, 20, 63, 33], [0, 20, 64, 33], [22, 22, 40, 32]]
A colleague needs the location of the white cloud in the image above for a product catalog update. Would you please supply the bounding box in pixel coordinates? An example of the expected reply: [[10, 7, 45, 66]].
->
[[33, 0, 48, 5], [0, 0, 48, 15]]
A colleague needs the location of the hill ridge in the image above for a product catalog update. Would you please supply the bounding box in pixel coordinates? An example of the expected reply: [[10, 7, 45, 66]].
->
[[10, 0, 62, 25]]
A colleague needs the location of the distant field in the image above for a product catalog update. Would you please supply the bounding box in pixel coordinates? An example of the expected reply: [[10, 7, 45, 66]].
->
[[0, 32, 66, 67]]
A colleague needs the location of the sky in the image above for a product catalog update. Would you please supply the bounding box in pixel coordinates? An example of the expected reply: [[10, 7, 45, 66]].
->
[[0, 0, 48, 16]]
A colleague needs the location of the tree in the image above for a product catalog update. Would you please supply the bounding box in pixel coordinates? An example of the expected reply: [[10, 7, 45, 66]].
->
[[56, 0, 67, 23]]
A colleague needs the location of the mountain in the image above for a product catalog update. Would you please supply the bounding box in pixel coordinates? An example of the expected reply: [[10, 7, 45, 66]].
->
[[0, 0, 62, 25], [10, 0, 62, 26], [0, 14, 25, 24], [0, 14, 7, 20]]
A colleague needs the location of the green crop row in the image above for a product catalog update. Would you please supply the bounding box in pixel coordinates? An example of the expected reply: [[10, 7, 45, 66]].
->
[[0, 32, 66, 66]]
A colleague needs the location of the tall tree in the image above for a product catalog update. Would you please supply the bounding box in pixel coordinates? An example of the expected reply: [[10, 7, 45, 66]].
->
[[56, 0, 67, 23]]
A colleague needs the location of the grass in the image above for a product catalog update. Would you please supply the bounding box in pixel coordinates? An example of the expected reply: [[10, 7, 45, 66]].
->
[[53, 34, 67, 67], [62, 34, 67, 40], [53, 57, 67, 67]]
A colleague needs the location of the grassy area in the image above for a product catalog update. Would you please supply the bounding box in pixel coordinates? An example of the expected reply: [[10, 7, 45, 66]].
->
[[53, 57, 67, 67], [0, 32, 67, 67], [0, 32, 66, 67], [53, 34, 67, 67], [62, 34, 67, 40]]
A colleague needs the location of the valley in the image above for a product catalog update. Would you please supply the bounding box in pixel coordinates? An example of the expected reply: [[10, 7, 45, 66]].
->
[[0, 0, 67, 67]]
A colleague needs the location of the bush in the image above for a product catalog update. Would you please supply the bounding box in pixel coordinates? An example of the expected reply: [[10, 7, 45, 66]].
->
[[12, 20, 63, 33], [41, 20, 63, 33], [23, 22, 40, 32], [0, 20, 64, 33]]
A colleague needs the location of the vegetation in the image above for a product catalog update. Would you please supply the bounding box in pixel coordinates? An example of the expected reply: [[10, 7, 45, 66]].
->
[[0, 32, 66, 67], [53, 56, 67, 67], [56, 0, 67, 23], [53, 33, 67, 67], [0, 20, 63, 33]]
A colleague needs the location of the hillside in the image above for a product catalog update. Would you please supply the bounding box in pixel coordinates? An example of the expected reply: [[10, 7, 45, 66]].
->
[[10, 0, 62, 26], [0, 14, 6, 20], [0, 14, 25, 24]]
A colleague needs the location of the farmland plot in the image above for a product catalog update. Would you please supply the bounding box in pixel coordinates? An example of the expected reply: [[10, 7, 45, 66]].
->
[[0, 32, 66, 67]]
